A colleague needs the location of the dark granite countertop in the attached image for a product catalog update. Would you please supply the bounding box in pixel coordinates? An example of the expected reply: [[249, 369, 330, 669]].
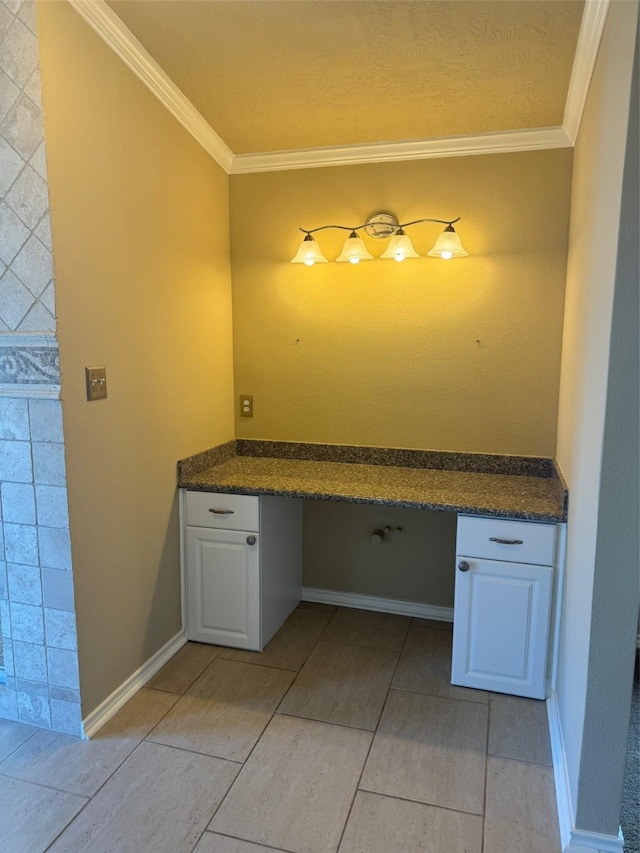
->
[[178, 440, 568, 523]]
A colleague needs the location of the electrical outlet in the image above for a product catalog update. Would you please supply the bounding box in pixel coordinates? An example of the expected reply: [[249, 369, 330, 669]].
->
[[85, 366, 107, 401], [240, 394, 253, 417]]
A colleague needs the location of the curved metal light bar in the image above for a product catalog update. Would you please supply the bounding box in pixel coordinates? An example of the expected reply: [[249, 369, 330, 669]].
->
[[291, 213, 467, 264]]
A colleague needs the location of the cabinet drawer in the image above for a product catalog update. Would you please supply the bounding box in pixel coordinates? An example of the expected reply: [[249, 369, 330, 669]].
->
[[185, 490, 259, 532], [457, 515, 557, 566]]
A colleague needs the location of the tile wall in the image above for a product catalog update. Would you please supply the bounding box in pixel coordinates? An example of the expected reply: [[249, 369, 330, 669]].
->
[[0, 0, 81, 736]]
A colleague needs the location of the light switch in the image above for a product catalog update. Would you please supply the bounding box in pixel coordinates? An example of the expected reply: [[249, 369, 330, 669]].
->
[[85, 366, 107, 401]]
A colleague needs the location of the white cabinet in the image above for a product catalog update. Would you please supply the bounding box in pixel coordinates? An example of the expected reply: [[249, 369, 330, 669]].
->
[[182, 490, 302, 651], [451, 515, 556, 699]]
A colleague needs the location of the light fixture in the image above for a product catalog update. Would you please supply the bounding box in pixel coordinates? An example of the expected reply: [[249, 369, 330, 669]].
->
[[291, 212, 468, 265], [426, 224, 468, 260], [379, 229, 420, 262], [290, 234, 328, 265], [336, 231, 374, 264]]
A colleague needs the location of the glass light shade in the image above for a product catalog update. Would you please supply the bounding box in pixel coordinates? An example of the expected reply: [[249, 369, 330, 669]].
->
[[380, 231, 420, 261], [290, 235, 328, 265], [336, 232, 374, 263], [426, 226, 468, 259]]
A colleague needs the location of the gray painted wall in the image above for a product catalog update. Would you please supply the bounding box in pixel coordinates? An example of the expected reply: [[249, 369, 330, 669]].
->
[[303, 502, 456, 607], [554, 0, 638, 813], [575, 22, 639, 834]]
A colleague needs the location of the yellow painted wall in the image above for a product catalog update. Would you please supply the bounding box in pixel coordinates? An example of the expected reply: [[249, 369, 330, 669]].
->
[[230, 150, 572, 456], [37, 2, 235, 716]]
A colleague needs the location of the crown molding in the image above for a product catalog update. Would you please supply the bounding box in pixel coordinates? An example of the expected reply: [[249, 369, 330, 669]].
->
[[563, 0, 611, 144], [67, 0, 234, 173], [67, 0, 603, 175], [230, 127, 572, 174]]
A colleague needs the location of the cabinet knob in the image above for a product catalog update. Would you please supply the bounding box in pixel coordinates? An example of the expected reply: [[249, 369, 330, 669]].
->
[[458, 560, 470, 572], [246, 535, 257, 546]]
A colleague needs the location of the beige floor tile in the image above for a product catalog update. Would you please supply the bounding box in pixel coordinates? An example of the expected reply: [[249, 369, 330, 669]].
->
[[0, 719, 38, 762], [0, 687, 178, 797], [361, 689, 488, 814], [392, 624, 488, 704], [278, 640, 397, 730], [147, 641, 222, 694], [219, 609, 331, 671], [0, 774, 87, 853], [488, 693, 552, 765], [148, 658, 294, 761], [210, 714, 372, 853], [321, 607, 410, 652], [338, 790, 483, 853], [195, 834, 288, 852], [484, 756, 560, 853], [48, 741, 239, 853]]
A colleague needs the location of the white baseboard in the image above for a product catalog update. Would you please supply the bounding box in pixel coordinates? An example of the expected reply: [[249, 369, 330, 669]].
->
[[82, 631, 187, 739], [301, 587, 454, 623], [547, 690, 625, 853]]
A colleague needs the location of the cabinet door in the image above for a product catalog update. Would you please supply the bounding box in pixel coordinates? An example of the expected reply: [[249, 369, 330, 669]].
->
[[451, 557, 552, 699], [186, 527, 260, 650]]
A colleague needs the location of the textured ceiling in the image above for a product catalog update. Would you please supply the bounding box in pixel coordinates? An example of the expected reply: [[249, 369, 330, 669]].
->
[[107, 0, 585, 155]]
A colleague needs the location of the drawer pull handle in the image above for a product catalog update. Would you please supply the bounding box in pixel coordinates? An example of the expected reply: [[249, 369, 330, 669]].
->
[[246, 535, 257, 546], [458, 561, 470, 572], [209, 508, 235, 515], [489, 536, 523, 545]]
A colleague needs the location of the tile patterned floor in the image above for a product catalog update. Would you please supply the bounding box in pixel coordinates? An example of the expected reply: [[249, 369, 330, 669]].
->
[[0, 604, 561, 853]]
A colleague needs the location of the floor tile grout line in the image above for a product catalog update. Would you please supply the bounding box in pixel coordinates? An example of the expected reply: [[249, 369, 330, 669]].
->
[[387, 683, 490, 710], [487, 751, 555, 769], [3, 701, 179, 804], [215, 654, 300, 674], [273, 606, 406, 729], [148, 645, 225, 696], [203, 670, 305, 831], [0, 769, 90, 800], [390, 683, 489, 706], [205, 606, 360, 844], [356, 786, 487, 819], [296, 635, 408, 656], [142, 661, 292, 767], [274, 709, 376, 734], [322, 610, 411, 655], [43, 786, 96, 851], [0, 723, 41, 766], [370, 621, 409, 733], [42, 690, 193, 847], [334, 721, 376, 852], [164, 604, 338, 836], [270, 605, 344, 714], [143, 670, 218, 742], [334, 627, 410, 851], [481, 688, 491, 853], [143, 735, 245, 765], [41, 738, 178, 852], [197, 828, 299, 853], [215, 606, 335, 673]]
